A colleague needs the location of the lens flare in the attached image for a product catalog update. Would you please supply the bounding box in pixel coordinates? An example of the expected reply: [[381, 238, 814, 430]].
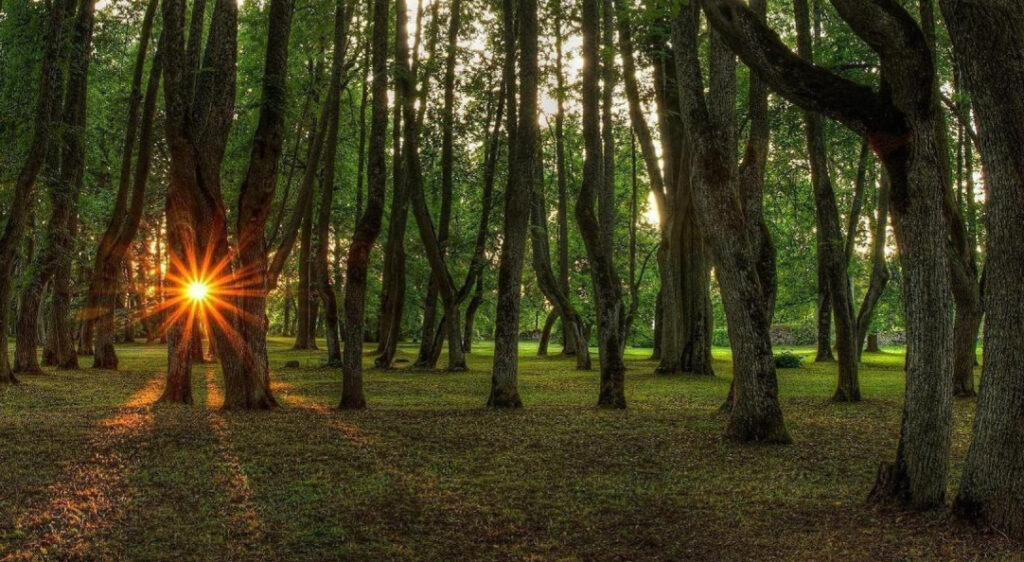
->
[[186, 281, 209, 302]]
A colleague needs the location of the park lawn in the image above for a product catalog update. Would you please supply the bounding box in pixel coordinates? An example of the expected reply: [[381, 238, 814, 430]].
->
[[0, 339, 1017, 561]]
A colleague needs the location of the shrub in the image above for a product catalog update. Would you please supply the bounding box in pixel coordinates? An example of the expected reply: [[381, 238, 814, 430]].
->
[[774, 351, 804, 369]]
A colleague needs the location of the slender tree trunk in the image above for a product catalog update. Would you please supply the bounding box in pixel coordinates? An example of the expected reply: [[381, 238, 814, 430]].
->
[[313, 0, 351, 367], [374, 27, 409, 368], [340, 0, 389, 409], [488, 0, 534, 408], [580, 0, 626, 408], [463, 274, 484, 353], [856, 167, 891, 357], [794, 0, 858, 400], [553, 0, 575, 357], [293, 195, 320, 350], [941, 0, 1024, 539], [93, 46, 162, 369], [82, 0, 158, 367]]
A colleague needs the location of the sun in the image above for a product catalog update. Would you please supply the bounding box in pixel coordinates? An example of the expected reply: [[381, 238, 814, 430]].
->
[[186, 281, 210, 302]]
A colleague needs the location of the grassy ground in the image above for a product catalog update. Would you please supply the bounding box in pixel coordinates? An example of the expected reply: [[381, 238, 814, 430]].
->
[[0, 339, 1018, 561]]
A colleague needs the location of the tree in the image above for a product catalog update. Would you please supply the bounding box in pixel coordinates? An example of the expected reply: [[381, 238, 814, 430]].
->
[[704, 0, 953, 504], [793, 0, 859, 401], [339, 0, 389, 409], [488, 0, 537, 408], [0, 0, 73, 383], [82, 0, 160, 370], [673, 3, 788, 442], [578, 0, 626, 408], [312, 0, 355, 367], [940, 0, 1024, 539]]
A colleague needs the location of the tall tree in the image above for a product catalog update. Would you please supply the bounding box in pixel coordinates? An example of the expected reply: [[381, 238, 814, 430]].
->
[[340, 0, 389, 409], [488, 0, 535, 408], [84, 0, 161, 369], [940, 0, 1024, 539], [14, 0, 96, 373], [0, 0, 73, 383], [579, 0, 626, 408], [704, 0, 953, 504], [673, 4, 788, 441], [313, 0, 355, 367], [793, 0, 859, 401]]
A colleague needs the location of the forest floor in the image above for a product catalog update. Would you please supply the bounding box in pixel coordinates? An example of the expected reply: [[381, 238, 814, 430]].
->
[[0, 339, 1019, 561]]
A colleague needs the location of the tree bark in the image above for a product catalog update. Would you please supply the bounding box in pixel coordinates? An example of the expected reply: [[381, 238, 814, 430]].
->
[[373, 1, 410, 369], [674, 4, 788, 441], [794, 0, 859, 401], [553, 0, 576, 357], [941, 0, 1024, 539], [580, 0, 626, 408], [856, 167, 891, 357], [313, 0, 352, 367], [488, 0, 534, 408], [0, 0, 73, 382], [340, 0, 389, 409], [82, 0, 159, 368]]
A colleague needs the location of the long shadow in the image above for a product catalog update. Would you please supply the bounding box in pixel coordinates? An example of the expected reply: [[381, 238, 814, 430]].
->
[[2, 374, 163, 560]]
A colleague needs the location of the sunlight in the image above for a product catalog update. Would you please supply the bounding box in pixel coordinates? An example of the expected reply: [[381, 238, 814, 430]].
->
[[186, 281, 210, 303]]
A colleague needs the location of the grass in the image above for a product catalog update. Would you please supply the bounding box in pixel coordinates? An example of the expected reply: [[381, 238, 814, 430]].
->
[[0, 339, 1017, 561]]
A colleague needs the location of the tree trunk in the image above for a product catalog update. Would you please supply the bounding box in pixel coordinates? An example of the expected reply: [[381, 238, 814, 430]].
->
[[463, 274, 484, 353], [374, 47, 409, 368], [856, 167, 891, 357], [340, 0, 388, 409], [553, 0, 575, 357], [488, 0, 534, 408], [794, 0, 858, 400], [941, 0, 1024, 539], [92, 43, 162, 370], [294, 200, 319, 350], [83, 0, 158, 369], [313, 0, 351, 368], [580, 0, 626, 408], [0, 0, 73, 382], [675, 4, 788, 441]]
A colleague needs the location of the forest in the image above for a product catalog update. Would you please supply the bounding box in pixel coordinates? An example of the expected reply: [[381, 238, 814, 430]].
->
[[1, 0, 1022, 559]]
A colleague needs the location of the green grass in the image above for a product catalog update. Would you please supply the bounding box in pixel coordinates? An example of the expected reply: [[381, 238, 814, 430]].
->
[[0, 339, 1016, 560]]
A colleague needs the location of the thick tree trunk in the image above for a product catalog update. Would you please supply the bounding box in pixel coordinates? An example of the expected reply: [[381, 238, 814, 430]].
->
[[340, 0, 388, 409], [0, 0, 71, 383], [675, 5, 788, 441], [794, 0, 858, 400], [580, 0, 626, 408], [941, 0, 1024, 539]]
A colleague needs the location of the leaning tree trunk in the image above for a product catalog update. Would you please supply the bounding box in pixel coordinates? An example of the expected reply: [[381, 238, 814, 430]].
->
[[312, 0, 350, 368], [704, 0, 956, 498], [340, 0, 388, 409], [92, 44, 161, 370], [83, 0, 158, 368], [794, 0, 858, 400], [941, 0, 1024, 539], [675, 4, 788, 441], [856, 167, 891, 357]]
